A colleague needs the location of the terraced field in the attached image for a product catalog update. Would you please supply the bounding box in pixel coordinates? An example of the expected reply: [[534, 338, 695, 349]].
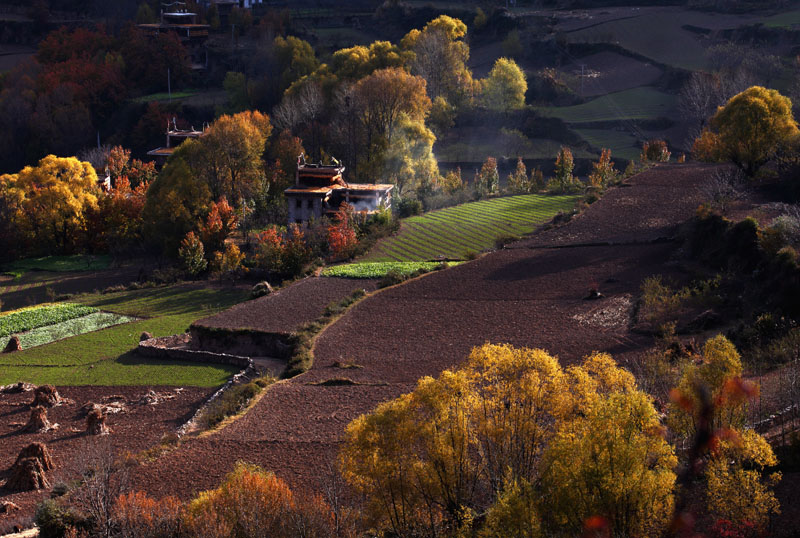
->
[[364, 194, 580, 262], [539, 87, 676, 124], [574, 128, 642, 161]]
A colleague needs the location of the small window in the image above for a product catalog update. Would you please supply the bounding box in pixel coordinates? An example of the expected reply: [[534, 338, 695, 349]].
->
[[307, 199, 314, 209], [295, 218, 303, 224], [295, 199, 302, 209]]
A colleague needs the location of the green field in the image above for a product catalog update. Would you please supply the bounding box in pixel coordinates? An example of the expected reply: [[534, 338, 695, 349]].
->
[[0, 285, 249, 387], [566, 12, 710, 70], [0, 303, 98, 337], [365, 194, 579, 262], [1, 312, 135, 351], [539, 87, 677, 124], [2, 254, 111, 277], [322, 261, 463, 279], [132, 90, 199, 103], [761, 9, 800, 28], [436, 135, 595, 163], [574, 128, 642, 161]]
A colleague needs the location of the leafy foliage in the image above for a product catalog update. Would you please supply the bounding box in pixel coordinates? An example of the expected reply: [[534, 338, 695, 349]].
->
[[482, 57, 527, 113], [0, 303, 98, 337], [340, 344, 676, 537], [178, 232, 207, 277]]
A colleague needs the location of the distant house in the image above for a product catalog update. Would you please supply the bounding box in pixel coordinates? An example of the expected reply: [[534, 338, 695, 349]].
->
[[146, 119, 206, 168], [138, 2, 210, 69], [285, 157, 393, 224]]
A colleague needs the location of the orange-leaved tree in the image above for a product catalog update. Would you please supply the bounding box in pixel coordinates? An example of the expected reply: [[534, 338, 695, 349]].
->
[[327, 203, 358, 259]]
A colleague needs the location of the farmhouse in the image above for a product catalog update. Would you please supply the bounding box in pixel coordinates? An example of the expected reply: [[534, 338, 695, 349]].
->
[[138, 2, 209, 69], [146, 119, 206, 167], [285, 156, 393, 224]]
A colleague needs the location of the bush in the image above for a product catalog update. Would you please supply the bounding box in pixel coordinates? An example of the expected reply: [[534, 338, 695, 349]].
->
[[178, 231, 207, 277], [200, 382, 263, 429], [35, 499, 87, 538], [397, 197, 423, 218], [640, 139, 671, 163]]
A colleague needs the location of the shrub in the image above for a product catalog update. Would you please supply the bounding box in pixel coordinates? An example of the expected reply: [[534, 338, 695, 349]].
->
[[700, 168, 744, 214], [397, 197, 423, 218], [201, 382, 262, 429], [178, 231, 207, 277], [114, 491, 182, 538], [640, 139, 671, 162]]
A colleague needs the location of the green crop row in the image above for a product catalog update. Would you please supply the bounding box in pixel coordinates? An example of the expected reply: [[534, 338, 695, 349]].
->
[[366, 194, 579, 262], [0, 312, 136, 351], [0, 303, 99, 337], [322, 261, 463, 279]]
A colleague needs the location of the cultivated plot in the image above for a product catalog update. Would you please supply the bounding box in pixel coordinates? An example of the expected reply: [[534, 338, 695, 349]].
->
[[364, 194, 580, 262]]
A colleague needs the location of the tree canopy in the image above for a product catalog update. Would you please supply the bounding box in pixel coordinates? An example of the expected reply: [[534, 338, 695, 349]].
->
[[695, 86, 798, 175]]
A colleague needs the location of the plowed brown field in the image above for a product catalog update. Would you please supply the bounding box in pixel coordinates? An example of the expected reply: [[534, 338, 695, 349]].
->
[[0, 386, 213, 530], [134, 164, 721, 501]]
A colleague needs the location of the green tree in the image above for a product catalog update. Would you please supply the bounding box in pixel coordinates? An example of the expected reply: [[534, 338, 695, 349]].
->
[[475, 157, 499, 196], [482, 57, 527, 114], [705, 86, 799, 176], [502, 30, 524, 59], [141, 144, 212, 255], [273, 36, 319, 95], [222, 71, 250, 113]]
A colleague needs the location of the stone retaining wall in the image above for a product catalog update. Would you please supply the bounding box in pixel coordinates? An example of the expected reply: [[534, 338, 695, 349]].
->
[[189, 325, 293, 358], [137, 336, 252, 368]]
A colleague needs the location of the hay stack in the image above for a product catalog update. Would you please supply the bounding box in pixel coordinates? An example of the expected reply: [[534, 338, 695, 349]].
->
[[5, 458, 49, 491], [5, 443, 53, 491], [0, 501, 20, 514], [3, 336, 21, 353], [140, 331, 153, 341], [86, 408, 110, 435], [32, 384, 62, 407], [14, 442, 54, 471], [23, 406, 57, 433]]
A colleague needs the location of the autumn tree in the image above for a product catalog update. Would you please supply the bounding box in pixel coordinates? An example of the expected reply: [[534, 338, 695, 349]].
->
[[508, 157, 529, 193], [668, 335, 780, 532], [441, 166, 464, 194], [183, 462, 334, 538], [695, 86, 799, 176], [588, 148, 618, 188], [193, 110, 272, 203], [114, 491, 182, 538], [482, 57, 528, 114], [87, 175, 149, 254], [401, 15, 473, 106], [327, 203, 358, 259], [331, 41, 409, 81], [1, 155, 99, 253], [353, 67, 432, 181], [550, 146, 577, 192], [272, 35, 320, 95], [474, 157, 499, 197], [341, 344, 677, 537], [178, 231, 207, 277]]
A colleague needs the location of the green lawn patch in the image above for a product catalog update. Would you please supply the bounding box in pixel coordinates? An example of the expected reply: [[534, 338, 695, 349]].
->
[[132, 90, 199, 103], [3, 254, 111, 275], [322, 261, 463, 279], [0, 303, 99, 337], [761, 9, 800, 28], [0, 285, 249, 387], [574, 128, 642, 161], [364, 194, 579, 262], [1, 312, 135, 351], [539, 87, 676, 124]]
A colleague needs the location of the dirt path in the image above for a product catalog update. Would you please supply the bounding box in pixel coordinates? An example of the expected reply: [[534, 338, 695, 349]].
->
[[136, 163, 712, 499]]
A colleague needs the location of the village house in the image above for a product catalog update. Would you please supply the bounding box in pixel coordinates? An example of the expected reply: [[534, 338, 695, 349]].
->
[[146, 119, 206, 167], [285, 156, 393, 224], [138, 2, 210, 69]]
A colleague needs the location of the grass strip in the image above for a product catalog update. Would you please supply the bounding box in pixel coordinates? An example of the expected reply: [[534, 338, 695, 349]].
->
[[322, 262, 463, 279], [2, 254, 111, 274]]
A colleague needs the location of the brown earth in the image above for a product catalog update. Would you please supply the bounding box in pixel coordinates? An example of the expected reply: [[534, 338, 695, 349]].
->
[[134, 164, 709, 498], [194, 277, 378, 334], [0, 386, 213, 531]]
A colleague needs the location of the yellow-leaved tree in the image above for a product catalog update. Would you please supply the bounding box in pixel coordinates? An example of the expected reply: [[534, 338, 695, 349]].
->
[[0, 154, 99, 252], [693, 86, 798, 176], [668, 334, 780, 531], [340, 344, 678, 537]]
